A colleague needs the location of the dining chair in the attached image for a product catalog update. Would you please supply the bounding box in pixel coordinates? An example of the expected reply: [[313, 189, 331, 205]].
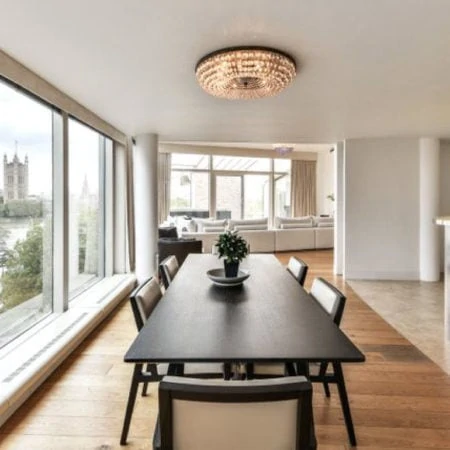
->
[[153, 375, 317, 450], [287, 256, 309, 286], [306, 277, 357, 446], [121, 277, 224, 445], [159, 254, 179, 289], [308, 277, 346, 395]]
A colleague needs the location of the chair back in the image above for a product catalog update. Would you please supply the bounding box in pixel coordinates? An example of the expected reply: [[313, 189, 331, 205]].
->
[[159, 255, 180, 289], [287, 256, 309, 286], [310, 277, 346, 326], [130, 277, 163, 330], [156, 376, 315, 450]]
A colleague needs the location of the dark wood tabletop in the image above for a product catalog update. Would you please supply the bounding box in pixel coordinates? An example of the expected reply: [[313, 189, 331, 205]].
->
[[124, 254, 365, 364]]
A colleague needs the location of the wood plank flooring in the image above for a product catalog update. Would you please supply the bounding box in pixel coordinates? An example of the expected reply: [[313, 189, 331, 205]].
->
[[2, 250, 450, 449]]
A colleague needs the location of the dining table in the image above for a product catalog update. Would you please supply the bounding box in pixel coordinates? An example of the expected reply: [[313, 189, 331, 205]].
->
[[121, 253, 365, 445]]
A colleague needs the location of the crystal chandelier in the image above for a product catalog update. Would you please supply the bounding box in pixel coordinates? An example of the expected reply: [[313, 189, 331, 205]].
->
[[195, 46, 296, 100]]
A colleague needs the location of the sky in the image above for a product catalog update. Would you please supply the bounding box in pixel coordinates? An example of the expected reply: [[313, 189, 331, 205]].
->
[[0, 80, 100, 197]]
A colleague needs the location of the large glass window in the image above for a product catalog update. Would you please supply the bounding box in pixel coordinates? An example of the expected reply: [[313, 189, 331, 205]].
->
[[68, 119, 105, 298], [171, 153, 209, 170], [274, 159, 291, 218], [216, 175, 242, 219], [244, 174, 270, 219], [170, 171, 209, 215], [0, 80, 53, 348], [213, 155, 270, 171], [168, 153, 291, 224]]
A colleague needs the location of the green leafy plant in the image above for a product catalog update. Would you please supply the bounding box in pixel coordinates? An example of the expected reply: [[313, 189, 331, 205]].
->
[[215, 230, 249, 263]]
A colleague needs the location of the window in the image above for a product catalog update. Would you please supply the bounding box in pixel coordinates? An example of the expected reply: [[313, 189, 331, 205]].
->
[[170, 171, 209, 213], [168, 153, 291, 223], [171, 153, 209, 170], [68, 119, 106, 298], [274, 159, 291, 218], [170, 154, 210, 219], [0, 77, 120, 349], [0, 80, 53, 348], [213, 155, 270, 172], [244, 174, 270, 219]]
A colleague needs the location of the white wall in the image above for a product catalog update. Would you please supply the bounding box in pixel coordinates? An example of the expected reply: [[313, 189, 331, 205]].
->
[[439, 141, 450, 269], [344, 138, 420, 280], [316, 149, 334, 215]]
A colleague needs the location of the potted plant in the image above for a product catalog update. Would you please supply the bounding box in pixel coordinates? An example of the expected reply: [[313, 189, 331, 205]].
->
[[215, 230, 249, 278]]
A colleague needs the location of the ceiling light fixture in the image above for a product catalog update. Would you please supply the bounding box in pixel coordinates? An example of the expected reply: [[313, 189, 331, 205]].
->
[[195, 46, 296, 100], [273, 145, 294, 156]]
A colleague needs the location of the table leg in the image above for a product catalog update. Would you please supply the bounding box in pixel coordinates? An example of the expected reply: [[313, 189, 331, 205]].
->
[[296, 361, 310, 377], [332, 362, 357, 446], [319, 362, 331, 397], [120, 364, 143, 445]]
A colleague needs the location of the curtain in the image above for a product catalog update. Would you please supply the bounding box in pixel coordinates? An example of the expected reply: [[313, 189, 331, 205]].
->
[[126, 137, 136, 272], [158, 152, 171, 225], [291, 160, 317, 217]]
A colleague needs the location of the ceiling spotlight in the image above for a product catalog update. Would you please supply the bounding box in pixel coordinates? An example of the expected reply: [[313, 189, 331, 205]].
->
[[273, 145, 294, 156]]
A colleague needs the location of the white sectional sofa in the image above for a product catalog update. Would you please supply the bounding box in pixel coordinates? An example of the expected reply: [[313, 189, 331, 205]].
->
[[181, 216, 334, 253]]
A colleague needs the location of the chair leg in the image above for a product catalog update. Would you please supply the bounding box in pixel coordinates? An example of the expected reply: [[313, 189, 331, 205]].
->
[[224, 363, 232, 380], [120, 364, 143, 445], [285, 362, 297, 376], [296, 361, 310, 377], [319, 362, 331, 397], [141, 363, 153, 396], [332, 362, 357, 446]]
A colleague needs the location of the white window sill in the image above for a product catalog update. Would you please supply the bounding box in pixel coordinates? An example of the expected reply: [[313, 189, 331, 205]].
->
[[0, 274, 136, 427]]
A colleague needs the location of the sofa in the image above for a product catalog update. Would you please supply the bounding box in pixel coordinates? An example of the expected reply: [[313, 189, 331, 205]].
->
[[180, 216, 334, 253]]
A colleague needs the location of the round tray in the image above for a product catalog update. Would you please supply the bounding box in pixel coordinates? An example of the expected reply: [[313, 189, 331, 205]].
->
[[206, 268, 250, 287]]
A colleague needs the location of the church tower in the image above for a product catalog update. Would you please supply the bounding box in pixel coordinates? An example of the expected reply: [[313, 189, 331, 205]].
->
[[3, 144, 29, 203]]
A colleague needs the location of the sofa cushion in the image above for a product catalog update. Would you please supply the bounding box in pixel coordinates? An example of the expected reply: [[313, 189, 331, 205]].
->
[[193, 218, 226, 232], [280, 223, 313, 229], [203, 226, 226, 232], [238, 230, 275, 253], [275, 216, 313, 228], [275, 228, 315, 252], [315, 228, 334, 248], [313, 217, 334, 227], [234, 224, 268, 231], [228, 218, 268, 231]]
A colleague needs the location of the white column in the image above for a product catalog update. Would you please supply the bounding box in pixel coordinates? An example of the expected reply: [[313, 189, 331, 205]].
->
[[134, 134, 158, 282], [420, 138, 440, 281], [334, 142, 344, 275]]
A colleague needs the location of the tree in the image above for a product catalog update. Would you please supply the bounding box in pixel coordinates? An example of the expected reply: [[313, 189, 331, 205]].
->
[[1, 222, 43, 309], [0, 226, 10, 274]]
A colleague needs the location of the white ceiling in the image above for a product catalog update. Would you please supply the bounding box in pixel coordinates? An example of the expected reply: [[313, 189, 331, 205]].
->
[[2, 0, 450, 145]]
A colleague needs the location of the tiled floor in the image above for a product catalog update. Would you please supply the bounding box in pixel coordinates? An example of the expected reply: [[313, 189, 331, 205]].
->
[[348, 278, 450, 374]]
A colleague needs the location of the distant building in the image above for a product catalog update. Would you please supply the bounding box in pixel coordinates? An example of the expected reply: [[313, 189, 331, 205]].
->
[[3, 153, 29, 203]]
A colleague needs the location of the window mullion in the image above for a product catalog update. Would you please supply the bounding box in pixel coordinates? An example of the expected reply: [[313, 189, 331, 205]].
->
[[53, 111, 69, 313]]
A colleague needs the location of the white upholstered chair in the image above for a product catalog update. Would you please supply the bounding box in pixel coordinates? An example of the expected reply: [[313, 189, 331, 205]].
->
[[287, 256, 309, 286], [153, 376, 316, 450], [307, 277, 356, 446]]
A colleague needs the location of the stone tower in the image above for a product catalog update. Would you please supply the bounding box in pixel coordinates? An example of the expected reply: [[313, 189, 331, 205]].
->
[[3, 150, 29, 203]]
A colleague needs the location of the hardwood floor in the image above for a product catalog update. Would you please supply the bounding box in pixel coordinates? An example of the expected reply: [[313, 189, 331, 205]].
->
[[2, 249, 450, 449]]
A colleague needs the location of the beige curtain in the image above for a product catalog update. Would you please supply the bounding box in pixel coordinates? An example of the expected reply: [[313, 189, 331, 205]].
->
[[291, 160, 317, 216], [126, 137, 136, 272], [158, 152, 171, 225]]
